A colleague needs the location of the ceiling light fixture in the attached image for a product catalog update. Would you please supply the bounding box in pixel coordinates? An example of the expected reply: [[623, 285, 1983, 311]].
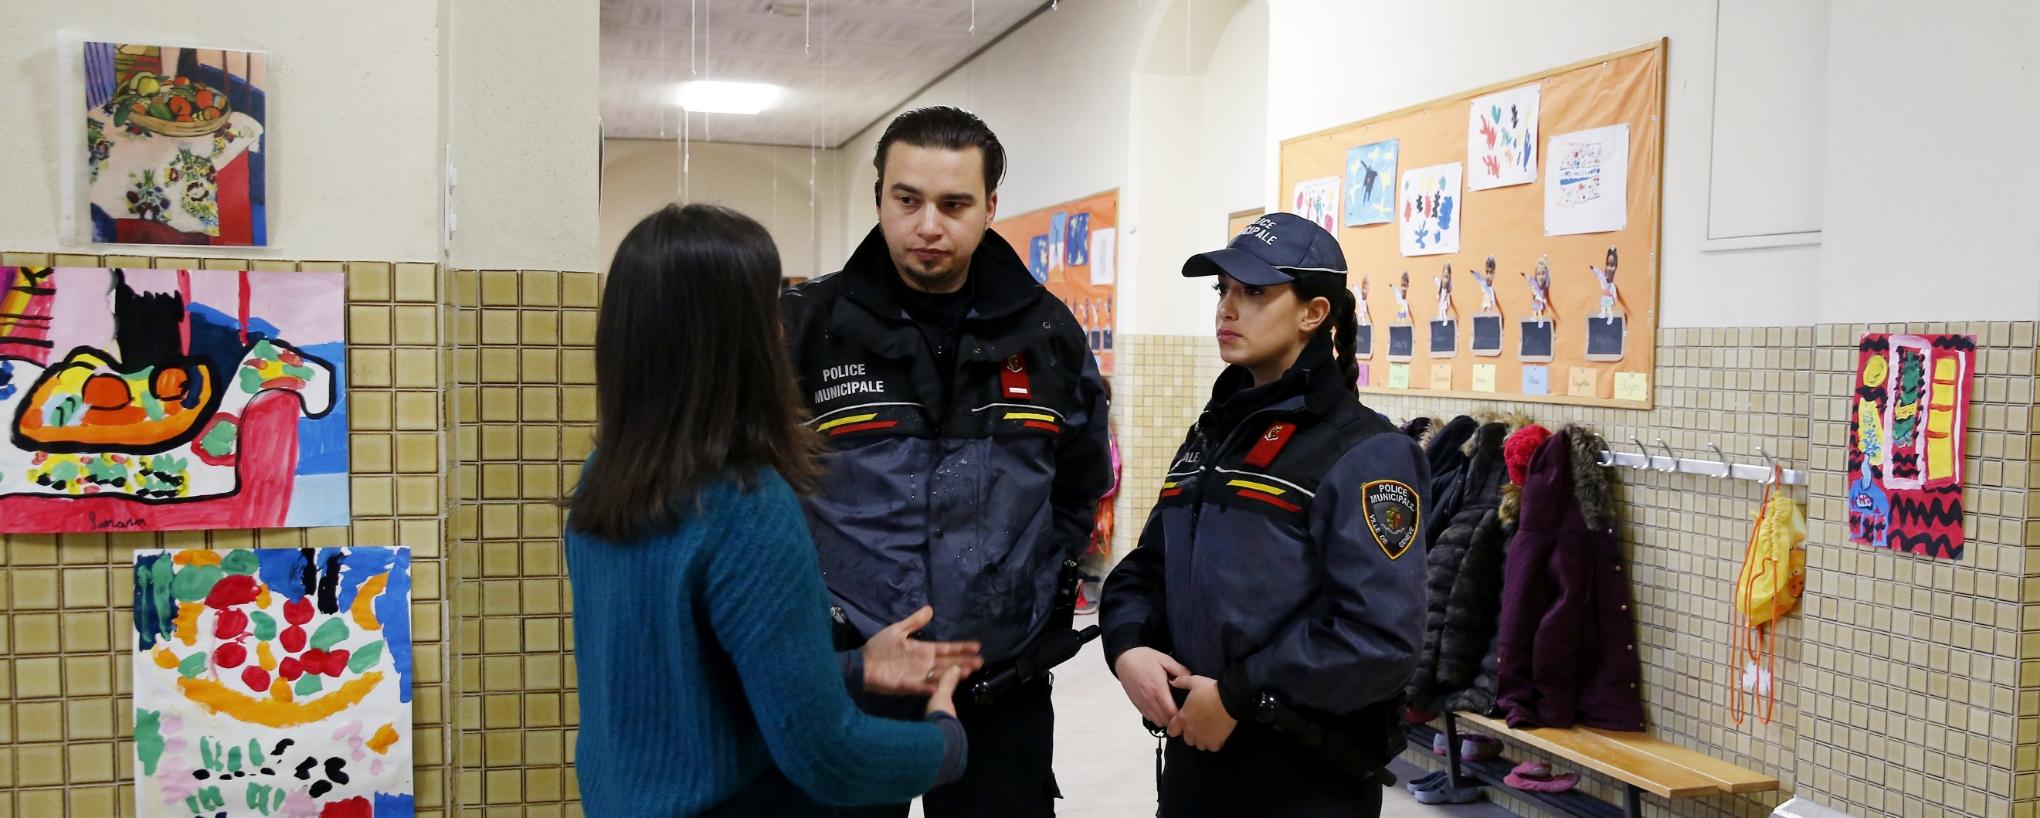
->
[[672, 80, 784, 115]]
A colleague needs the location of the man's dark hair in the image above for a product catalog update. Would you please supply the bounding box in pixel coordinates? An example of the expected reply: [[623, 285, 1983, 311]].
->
[[872, 106, 1007, 203]]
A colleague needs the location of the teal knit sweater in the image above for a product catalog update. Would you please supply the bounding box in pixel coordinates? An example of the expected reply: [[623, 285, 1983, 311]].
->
[[567, 470, 948, 816]]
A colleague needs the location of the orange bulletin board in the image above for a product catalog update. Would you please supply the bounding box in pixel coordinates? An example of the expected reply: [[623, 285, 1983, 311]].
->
[[991, 189, 1119, 375], [1279, 41, 1665, 409]]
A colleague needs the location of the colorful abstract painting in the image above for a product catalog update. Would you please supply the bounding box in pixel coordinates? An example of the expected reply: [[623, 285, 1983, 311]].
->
[[1544, 124, 1628, 236], [1845, 333, 1975, 560], [0, 266, 347, 532], [1466, 84, 1539, 190], [1399, 163, 1462, 256], [133, 547, 413, 817], [1343, 140, 1398, 226], [1290, 176, 1340, 233], [84, 42, 269, 246]]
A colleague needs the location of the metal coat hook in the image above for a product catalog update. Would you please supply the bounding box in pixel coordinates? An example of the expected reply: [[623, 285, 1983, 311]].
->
[[1654, 438, 1679, 473], [1627, 436, 1650, 470], [1706, 443, 1733, 478], [1592, 434, 1615, 467], [1756, 445, 1779, 485]]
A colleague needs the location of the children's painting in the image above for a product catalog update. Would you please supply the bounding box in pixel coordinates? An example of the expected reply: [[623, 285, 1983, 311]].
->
[[1845, 334, 1975, 560], [0, 266, 347, 533], [1027, 235, 1051, 284], [84, 42, 269, 246], [1343, 140, 1398, 226], [1065, 211, 1092, 267], [1544, 123, 1628, 236], [1290, 176, 1340, 233], [133, 547, 414, 817], [1467, 84, 1540, 190], [1399, 163, 1462, 256]]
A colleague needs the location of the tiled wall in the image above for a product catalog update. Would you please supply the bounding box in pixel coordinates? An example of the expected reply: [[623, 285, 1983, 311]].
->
[[445, 268, 598, 818], [1110, 324, 2040, 818], [0, 251, 453, 817]]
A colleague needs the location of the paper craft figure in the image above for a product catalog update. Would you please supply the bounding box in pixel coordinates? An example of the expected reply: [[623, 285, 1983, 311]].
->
[[1584, 247, 1626, 362], [1519, 255, 1555, 363], [1353, 276, 1373, 360], [1429, 264, 1458, 359], [1845, 333, 1974, 559], [1387, 272, 1414, 362], [1469, 256, 1504, 357]]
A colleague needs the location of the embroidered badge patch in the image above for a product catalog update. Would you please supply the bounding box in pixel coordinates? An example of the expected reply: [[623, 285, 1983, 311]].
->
[[1362, 480, 1420, 559]]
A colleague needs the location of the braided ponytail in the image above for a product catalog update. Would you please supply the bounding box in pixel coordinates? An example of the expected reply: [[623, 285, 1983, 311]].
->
[[1293, 273, 1362, 394]]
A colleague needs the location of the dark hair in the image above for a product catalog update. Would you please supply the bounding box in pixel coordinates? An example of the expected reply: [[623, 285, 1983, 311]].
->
[[1293, 273, 1360, 394], [872, 106, 1007, 203], [568, 204, 824, 541]]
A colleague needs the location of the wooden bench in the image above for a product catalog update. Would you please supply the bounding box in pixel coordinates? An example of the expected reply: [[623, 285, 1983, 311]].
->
[[1408, 711, 1779, 818]]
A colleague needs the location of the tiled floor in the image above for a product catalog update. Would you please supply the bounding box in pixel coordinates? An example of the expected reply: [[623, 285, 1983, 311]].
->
[[911, 611, 1524, 817]]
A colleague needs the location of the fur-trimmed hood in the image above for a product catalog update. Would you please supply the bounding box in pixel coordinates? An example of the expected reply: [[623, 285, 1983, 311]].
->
[[1564, 424, 1618, 531]]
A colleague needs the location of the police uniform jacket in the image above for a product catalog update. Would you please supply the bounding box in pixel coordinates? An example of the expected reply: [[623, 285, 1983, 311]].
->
[[781, 226, 1113, 664], [1101, 335, 1430, 723]]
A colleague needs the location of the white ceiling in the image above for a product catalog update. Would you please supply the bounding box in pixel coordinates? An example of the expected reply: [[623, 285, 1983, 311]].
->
[[602, 0, 1048, 146]]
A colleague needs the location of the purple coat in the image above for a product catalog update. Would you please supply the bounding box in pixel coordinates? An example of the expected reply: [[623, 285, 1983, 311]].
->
[[1493, 427, 1645, 731]]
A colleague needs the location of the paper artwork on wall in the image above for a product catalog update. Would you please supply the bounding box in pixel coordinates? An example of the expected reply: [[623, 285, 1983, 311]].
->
[[0, 266, 348, 532], [1343, 140, 1398, 226], [1291, 176, 1340, 234], [1544, 123, 1628, 236], [1845, 333, 1975, 560], [1399, 163, 1462, 256], [132, 546, 413, 817], [83, 42, 270, 246], [1467, 84, 1539, 190]]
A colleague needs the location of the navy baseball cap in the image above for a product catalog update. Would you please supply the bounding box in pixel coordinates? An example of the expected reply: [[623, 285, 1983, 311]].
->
[[1183, 212, 1348, 286]]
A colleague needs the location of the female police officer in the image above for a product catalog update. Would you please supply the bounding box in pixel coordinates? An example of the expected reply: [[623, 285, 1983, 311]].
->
[[1101, 212, 1429, 818]]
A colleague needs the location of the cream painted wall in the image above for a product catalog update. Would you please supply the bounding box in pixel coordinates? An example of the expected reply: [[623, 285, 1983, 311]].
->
[[0, 2, 444, 260], [445, 0, 601, 272], [832, 0, 1151, 258], [599, 138, 846, 277]]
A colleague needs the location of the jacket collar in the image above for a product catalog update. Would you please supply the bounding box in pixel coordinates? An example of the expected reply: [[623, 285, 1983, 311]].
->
[[834, 225, 1042, 324], [1201, 332, 1351, 436]]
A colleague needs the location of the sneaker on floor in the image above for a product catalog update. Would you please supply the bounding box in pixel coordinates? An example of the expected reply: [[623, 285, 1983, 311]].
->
[[1413, 784, 1486, 805], [1406, 770, 1449, 793]]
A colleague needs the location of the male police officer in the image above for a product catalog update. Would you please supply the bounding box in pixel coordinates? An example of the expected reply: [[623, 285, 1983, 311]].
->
[[782, 106, 1112, 817]]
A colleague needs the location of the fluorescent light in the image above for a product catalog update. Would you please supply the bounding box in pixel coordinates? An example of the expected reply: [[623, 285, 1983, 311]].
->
[[673, 81, 783, 115]]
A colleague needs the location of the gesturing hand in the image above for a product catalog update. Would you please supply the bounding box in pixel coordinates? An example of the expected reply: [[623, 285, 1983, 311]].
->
[[862, 606, 984, 696]]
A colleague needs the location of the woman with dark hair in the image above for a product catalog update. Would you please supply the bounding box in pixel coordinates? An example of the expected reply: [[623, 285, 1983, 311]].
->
[[1101, 213, 1430, 817], [567, 204, 968, 816]]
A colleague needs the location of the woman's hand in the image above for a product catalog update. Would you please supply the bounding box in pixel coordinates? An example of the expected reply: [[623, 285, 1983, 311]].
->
[[1113, 647, 1190, 726], [863, 606, 983, 695], [1167, 675, 1237, 752], [924, 665, 963, 718]]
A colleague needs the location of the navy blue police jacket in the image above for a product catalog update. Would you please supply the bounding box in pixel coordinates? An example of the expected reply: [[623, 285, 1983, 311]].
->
[[781, 226, 1113, 664], [1102, 336, 1430, 722]]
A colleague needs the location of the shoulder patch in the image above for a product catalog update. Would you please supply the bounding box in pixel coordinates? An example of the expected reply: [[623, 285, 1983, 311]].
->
[[1361, 480, 1421, 560]]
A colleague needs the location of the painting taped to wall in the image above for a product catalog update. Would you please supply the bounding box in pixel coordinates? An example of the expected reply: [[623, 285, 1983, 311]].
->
[[1845, 333, 1975, 560], [0, 266, 348, 532], [133, 546, 413, 817], [83, 42, 269, 246]]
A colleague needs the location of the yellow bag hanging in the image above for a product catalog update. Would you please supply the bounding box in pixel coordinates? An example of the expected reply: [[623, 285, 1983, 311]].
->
[[1730, 465, 1805, 726], [1736, 476, 1806, 624]]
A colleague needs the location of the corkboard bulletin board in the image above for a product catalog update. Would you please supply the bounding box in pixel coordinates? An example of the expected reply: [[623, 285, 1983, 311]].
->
[[991, 189, 1120, 375], [1279, 40, 1665, 409]]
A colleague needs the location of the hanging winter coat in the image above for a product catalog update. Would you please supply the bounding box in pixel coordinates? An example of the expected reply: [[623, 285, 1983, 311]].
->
[[1420, 416, 1480, 547], [1493, 427, 1645, 732], [1406, 417, 1515, 710], [1436, 423, 1547, 717]]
